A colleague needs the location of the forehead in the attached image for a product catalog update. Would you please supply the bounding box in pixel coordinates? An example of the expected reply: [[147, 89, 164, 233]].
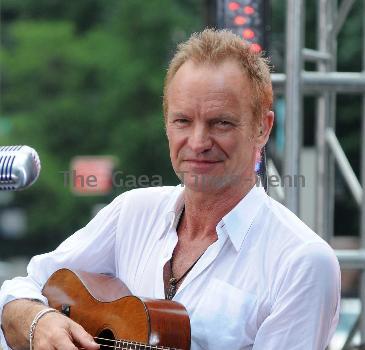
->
[[166, 59, 253, 116]]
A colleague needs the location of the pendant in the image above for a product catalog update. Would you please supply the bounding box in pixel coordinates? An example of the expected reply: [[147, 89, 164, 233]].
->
[[166, 277, 178, 300], [169, 277, 178, 286]]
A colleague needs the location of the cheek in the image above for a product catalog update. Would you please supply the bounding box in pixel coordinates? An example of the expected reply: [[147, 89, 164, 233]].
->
[[219, 133, 249, 151], [224, 135, 256, 162], [167, 131, 185, 158]]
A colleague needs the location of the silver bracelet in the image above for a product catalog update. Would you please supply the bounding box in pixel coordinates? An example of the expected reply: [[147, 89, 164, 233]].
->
[[29, 307, 59, 350]]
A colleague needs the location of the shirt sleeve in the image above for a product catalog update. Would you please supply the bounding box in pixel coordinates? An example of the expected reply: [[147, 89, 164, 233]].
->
[[253, 242, 341, 350], [0, 194, 124, 350]]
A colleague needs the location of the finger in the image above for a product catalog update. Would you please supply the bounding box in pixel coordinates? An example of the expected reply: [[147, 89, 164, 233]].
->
[[69, 322, 100, 350], [33, 315, 74, 350], [41, 328, 78, 350]]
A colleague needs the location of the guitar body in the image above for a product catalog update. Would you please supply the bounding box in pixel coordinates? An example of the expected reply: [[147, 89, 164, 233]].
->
[[42, 268, 191, 350]]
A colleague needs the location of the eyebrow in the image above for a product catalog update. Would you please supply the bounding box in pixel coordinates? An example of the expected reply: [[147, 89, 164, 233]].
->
[[211, 113, 239, 121], [169, 112, 191, 119], [169, 112, 238, 120]]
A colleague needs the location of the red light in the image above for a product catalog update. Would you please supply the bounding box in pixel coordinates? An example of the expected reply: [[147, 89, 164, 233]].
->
[[228, 2, 240, 11], [234, 16, 247, 25], [244, 6, 255, 15], [250, 43, 262, 53], [243, 29, 255, 40]]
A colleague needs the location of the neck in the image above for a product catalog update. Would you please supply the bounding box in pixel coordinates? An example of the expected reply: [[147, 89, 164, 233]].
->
[[181, 174, 256, 240]]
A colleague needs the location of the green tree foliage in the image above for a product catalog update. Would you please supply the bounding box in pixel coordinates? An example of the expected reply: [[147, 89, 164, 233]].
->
[[0, 0, 203, 257], [1, 0, 362, 257]]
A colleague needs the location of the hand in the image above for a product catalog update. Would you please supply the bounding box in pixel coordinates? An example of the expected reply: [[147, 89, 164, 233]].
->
[[32, 311, 100, 350]]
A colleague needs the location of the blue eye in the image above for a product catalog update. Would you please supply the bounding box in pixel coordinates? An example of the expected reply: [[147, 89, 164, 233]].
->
[[174, 118, 190, 125], [216, 120, 233, 128]]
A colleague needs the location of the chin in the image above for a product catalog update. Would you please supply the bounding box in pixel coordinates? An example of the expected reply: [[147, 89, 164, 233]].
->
[[180, 173, 240, 193]]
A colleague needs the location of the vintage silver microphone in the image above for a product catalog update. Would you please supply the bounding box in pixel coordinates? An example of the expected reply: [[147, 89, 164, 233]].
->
[[0, 145, 41, 191]]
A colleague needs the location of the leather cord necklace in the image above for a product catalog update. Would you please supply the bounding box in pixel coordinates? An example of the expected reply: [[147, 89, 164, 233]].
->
[[166, 250, 205, 300], [165, 207, 206, 300]]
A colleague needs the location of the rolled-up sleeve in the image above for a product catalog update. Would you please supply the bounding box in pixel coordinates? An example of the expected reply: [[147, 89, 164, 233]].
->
[[0, 194, 124, 349], [253, 242, 341, 350]]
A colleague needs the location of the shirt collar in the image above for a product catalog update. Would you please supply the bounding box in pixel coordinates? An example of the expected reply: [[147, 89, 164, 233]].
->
[[219, 185, 267, 251], [160, 184, 267, 251], [161, 185, 185, 236]]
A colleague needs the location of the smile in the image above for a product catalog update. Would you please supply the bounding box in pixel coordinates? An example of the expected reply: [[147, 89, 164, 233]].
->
[[183, 160, 222, 172]]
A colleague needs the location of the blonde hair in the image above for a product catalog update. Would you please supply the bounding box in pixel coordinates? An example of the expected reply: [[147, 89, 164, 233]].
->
[[163, 28, 273, 122]]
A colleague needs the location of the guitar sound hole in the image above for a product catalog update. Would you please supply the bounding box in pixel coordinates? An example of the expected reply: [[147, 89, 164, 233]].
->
[[97, 329, 115, 349]]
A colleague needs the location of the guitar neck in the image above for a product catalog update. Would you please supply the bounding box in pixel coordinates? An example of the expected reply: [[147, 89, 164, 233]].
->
[[101, 338, 180, 350]]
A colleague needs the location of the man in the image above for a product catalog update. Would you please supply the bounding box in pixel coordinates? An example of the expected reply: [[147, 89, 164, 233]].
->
[[0, 29, 340, 350]]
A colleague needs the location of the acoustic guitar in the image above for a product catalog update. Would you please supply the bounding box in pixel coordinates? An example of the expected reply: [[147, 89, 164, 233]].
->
[[42, 268, 191, 350]]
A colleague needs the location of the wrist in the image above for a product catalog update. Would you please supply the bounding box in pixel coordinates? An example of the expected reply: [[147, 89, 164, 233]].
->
[[29, 308, 59, 350]]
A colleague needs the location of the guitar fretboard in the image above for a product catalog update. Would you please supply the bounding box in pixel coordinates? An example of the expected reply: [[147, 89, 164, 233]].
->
[[100, 339, 181, 350]]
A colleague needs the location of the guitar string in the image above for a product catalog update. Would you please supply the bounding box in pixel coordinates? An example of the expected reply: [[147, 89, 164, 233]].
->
[[93, 336, 175, 348], [79, 344, 179, 350], [78, 345, 180, 350], [77, 336, 180, 350]]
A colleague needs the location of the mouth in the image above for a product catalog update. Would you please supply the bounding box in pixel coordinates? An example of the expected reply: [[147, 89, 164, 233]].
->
[[182, 159, 223, 172], [184, 159, 222, 164]]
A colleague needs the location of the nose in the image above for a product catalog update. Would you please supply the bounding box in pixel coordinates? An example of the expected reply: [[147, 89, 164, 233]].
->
[[188, 124, 213, 154]]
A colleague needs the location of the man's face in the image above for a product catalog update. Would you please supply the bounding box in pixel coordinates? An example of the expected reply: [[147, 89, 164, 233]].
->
[[165, 59, 269, 193]]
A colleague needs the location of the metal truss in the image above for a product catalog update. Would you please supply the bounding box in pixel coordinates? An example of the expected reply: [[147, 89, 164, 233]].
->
[[270, 0, 365, 347]]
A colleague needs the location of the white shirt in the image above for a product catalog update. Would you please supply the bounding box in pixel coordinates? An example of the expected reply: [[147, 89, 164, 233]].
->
[[0, 185, 340, 350]]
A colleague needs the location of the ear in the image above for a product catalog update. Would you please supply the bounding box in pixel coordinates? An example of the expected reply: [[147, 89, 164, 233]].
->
[[255, 110, 274, 148]]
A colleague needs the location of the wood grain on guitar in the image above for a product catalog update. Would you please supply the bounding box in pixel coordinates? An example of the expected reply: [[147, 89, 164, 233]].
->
[[42, 269, 191, 350]]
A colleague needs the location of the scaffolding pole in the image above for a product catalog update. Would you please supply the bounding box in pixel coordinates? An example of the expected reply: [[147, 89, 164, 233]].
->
[[284, 0, 304, 215], [360, 0, 365, 341], [272, 72, 365, 93], [272, 0, 365, 346]]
